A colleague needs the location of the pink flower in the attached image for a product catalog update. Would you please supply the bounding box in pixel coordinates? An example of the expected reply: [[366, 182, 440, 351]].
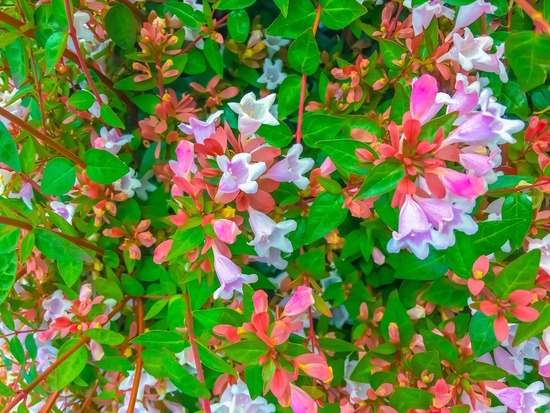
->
[[212, 219, 241, 244], [294, 354, 333, 383], [212, 246, 258, 300], [468, 255, 489, 295], [91, 127, 133, 155], [410, 0, 455, 35], [488, 382, 550, 413], [437, 168, 486, 201], [9, 182, 34, 210], [216, 153, 266, 200], [290, 384, 317, 413], [283, 286, 314, 317], [448, 0, 497, 39], [410, 75, 447, 124], [169, 140, 195, 180], [153, 240, 173, 264], [539, 327, 550, 377]]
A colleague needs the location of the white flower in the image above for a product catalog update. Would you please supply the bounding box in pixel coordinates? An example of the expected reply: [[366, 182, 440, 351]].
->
[[74, 11, 94, 42], [42, 290, 72, 322], [216, 153, 266, 199], [113, 168, 142, 198], [119, 369, 157, 401], [0, 88, 26, 127], [228, 92, 279, 137], [210, 379, 275, 413], [50, 201, 76, 224], [248, 207, 296, 269], [262, 35, 290, 59], [258, 58, 287, 90], [0, 169, 13, 193], [409, 0, 455, 35], [89, 94, 108, 118], [92, 127, 133, 155], [179, 110, 224, 144], [135, 170, 157, 201]]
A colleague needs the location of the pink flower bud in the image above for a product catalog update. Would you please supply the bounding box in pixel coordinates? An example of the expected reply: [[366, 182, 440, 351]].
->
[[283, 286, 314, 317], [212, 219, 241, 244], [153, 240, 173, 264], [372, 247, 385, 265]]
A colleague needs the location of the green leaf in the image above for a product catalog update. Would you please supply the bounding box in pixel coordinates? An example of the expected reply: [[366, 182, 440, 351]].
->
[[0, 253, 16, 305], [52, 0, 70, 27], [244, 365, 263, 398], [228, 10, 250, 43], [144, 299, 169, 320], [95, 278, 123, 302], [305, 192, 348, 244], [501, 193, 533, 249], [446, 232, 478, 279], [316, 139, 370, 176], [257, 122, 293, 148], [421, 330, 458, 362], [389, 83, 409, 123], [57, 261, 83, 287], [267, 0, 316, 38], [0, 122, 21, 172], [317, 338, 362, 353], [319, 0, 367, 30], [54, 339, 88, 390], [34, 228, 91, 262], [222, 341, 268, 364], [388, 250, 448, 280], [183, 49, 207, 75], [0, 225, 20, 254], [288, 28, 319, 76], [505, 32, 550, 91], [216, 0, 256, 9], [513, 301, 550, 345], [274, 0, 289, 16], [0, 381, 13, 397], [95, 356, 134, 373], [277, 75, 303, 118], [45, 32, 68, 74], [167, 227, 205, 261], [302, 115, 345, 147], [316, 177, 342, 195], [470, 218, 524, 254], [104, 5, 135, 49], [42, 158, 75, 195], [100, 104, 125, 129], [195, 308, 244, 330], [5, 38, 27, 88], [381, 290, 415, 345], [356, 162, 404, 200], [165, 354, 211, 398], [19, 232, 35, 263], [83, 329, 125, 345], [493, 249, 540, 299], [67, 90, 96, 110], [196, 341, 237, 376], [422, 277, 470, 307], [411, 351, 441, 383], [20, 138, 36, 175], [204, 38, 224, 78], [122, 274, 145, 296], [500, 81, 529, 118], [0, 32, 21, 49], [390, 388, 433, 413], [114, 75, 157, 91], [470, 312, 499, 358], [379, 39, 406, 70], [9, 337, 25, 365], [131, 331, 185, 353], [417, 112, 457, 142], [462, 361, 509, 381], [165, 3, 204, 29], [85, 149, 130, 185], [131, 95, 161, 115]]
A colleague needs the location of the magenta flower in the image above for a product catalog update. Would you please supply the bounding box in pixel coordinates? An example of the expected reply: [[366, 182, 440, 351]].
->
[[169, 140, 196, 180], [446, 74, 483, 118], [179, 110, 223, 144], [437, 168, 486, 201], [216, 153, 266, 200], [289, 384, 317, 413], [409, 75, 453, 124], [459, 148, 501, 185], [264, 144, 314, 190], [212, 219, 241, 244], [213, 246, 258, 300], [283, 286, 315, 317]]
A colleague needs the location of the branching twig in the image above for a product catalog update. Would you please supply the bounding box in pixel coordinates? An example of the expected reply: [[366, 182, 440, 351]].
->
[[127, 298, 144, 413]]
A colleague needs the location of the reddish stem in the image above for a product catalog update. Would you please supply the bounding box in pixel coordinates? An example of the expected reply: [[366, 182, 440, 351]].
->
[[64, 0, 102, 103], [127, 298, 144, 413], [40, 390, 61, 413], [78, 381, 99, 413], [295, 6, 322, 144], [184, 292, 212, 413], [0, 106, 86, 168]]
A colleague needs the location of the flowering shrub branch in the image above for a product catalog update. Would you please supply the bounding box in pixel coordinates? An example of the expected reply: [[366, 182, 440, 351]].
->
[[0, 0, 550, 412]]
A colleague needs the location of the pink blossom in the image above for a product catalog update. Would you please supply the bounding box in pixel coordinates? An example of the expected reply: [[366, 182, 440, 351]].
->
[[265, 144, 314, 189], [289, 384, 317, 413], [283, 286, 314, 317], [213, 246, 258, 300], [179, 110, 223, 144], [216, 153, 266, 200], [212, 219, 241, 244]]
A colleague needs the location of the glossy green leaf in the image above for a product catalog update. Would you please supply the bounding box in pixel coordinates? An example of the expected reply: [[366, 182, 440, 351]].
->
[[277, 75, 303, 118], [195, 308, 244, 330], [34, 228, 91, 262], [197, 341, 237, 376], [216, 0, 256, 10], [305, 192, 348, 244], [319, 0, 367, 30], [204, 38, 224, 78], [45, 32, 68, 74], [85, 149, 130, 185], [390, 387, 433, 413], [302, 115, 345, 147], [501, 193, 533, 249], [381, 290, 415, 345], [356, 162, 404, 200], [67, 90, 95, 110], [167, 227, 205, 261], [54, 339, 88, 390], [0, 122, 21, 173], [505, 32, 550, 91], [288, 28, 319, 75], [470, 312, 500, 358], [165, 354, 211, 398], [104, 5, 135, 49], [42, 158, 75, 195], [57, 260, 83, 287], [228, 10, 250, 43], [131, 331, 185, 353], [0, 253, 16, 305], [0, 225, 20, 255], [267, 0, 316, 38], [222, 341, 268, 364], [493, 249, 540, 299], [84, 329, 125, 345], [514, 301, 550, 345]]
